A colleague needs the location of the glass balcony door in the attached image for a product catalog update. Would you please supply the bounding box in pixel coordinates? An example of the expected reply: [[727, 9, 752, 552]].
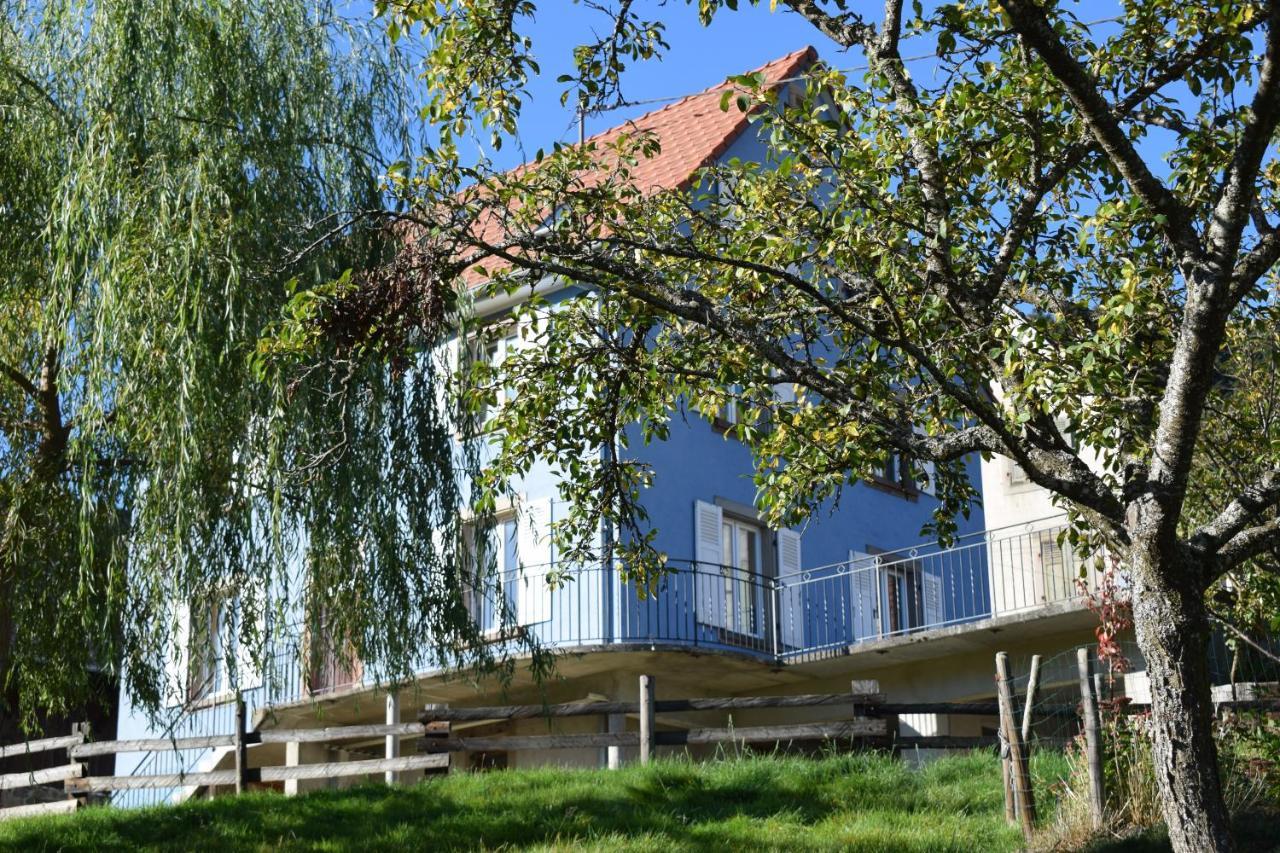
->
[[720, 518, 764, 637]]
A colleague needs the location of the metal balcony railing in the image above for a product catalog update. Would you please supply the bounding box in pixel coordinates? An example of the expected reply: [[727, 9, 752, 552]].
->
[[113, 515, 1089, 805], [776, 516, 1089, 663]]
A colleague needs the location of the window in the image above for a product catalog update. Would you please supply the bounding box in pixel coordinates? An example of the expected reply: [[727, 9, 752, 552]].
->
[[1038, 530, 1073, 600], [874, 451, 905, 487], [189, 592, 262, 701], [881, 561, 924, 635], [713, 384, 747, 429], [871, 449, 921, 495], [170, 590, 263, 706], [462, 516, 519, 635], [461, 498, 553, 631], [863, 547, 942, 636], [465, 327, 520, 428], [720, 517, 763, 636], [188, 596, 228, 702], [305, 614, 363, 696], [713, 375, 796, 432]]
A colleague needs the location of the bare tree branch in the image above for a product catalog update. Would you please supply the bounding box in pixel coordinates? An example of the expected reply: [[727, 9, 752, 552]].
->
[[1206, 2, 1280, 268], [1191, 469, 1280, 556], [998, 0, 1200, 263], [0, 359, 38, 400], [1218, 513, 1280, 569], [779, 0, 873, 48]]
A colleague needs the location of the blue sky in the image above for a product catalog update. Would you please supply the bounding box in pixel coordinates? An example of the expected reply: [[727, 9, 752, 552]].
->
[[470, 3, 857, 171], [448, 0, 1127, 172]]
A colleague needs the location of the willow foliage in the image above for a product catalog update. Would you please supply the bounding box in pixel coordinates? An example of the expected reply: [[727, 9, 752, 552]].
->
[[0, 0, 482, 726]]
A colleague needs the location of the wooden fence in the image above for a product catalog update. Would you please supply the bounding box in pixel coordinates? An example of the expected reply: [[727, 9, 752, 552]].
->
[[0, 676, 910, 815], [18, 664, 1244, 823], [415, 676, 891, 764], [0, 728, 88, 821]]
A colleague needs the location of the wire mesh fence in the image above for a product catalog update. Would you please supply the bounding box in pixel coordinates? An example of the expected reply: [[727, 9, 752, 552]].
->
[[1001, 628, 1280, 754]]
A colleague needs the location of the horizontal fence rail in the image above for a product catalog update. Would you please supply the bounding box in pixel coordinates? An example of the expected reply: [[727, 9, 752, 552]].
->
[[0, 733, 86, 761], [66, 755, 450, 795], [417, 685, 885, 723], [0, 727, 87, 822], [0, 764, 85, 792]]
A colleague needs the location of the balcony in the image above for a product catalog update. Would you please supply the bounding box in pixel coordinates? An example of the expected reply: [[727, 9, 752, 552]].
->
[[113, 515, 1090, 805], [242, 516, 1090, 710]]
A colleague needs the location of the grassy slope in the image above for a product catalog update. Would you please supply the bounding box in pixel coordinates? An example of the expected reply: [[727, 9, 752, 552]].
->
[[0, 751, 1071, 852]]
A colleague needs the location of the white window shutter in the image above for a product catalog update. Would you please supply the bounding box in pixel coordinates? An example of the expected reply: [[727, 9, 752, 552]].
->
[[517, 498, 553, 624], [850, 551, 878, 641], [777, 528, 802, 576], [922, 571, 944, 627], [694, 501, 724, 567], [694, 501, 726, 629], [166, 602, 190, 707], [777, 529, 803, 648], [899, 713, 949, 737]]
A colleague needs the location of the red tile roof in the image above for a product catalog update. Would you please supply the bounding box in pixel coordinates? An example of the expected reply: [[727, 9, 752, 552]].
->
[[460, 46, 818, 287], [577, 45, 818, 194]]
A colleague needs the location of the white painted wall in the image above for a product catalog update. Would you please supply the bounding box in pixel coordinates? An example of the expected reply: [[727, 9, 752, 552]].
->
[[978, 452, 1109, 614]]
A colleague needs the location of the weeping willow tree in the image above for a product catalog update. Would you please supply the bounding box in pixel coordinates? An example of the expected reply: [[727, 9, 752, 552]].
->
[[0, 0, 489, 728]]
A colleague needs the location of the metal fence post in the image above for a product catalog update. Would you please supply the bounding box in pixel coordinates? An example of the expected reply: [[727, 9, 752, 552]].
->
[[771, 578, 780, 660]]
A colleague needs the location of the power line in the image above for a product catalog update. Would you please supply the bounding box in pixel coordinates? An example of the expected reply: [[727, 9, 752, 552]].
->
[[567, 14, 1125, 132]]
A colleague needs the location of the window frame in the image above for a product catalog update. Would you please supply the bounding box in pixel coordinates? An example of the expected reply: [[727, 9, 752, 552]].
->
[[461, 512, 520, 638], [719, 515, 766, 638], [460, 321, 524, 433], [867, 449, 921, 499]]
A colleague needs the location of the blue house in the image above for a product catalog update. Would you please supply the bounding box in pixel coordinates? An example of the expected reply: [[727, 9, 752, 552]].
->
[[111, 47, 1100, 800]]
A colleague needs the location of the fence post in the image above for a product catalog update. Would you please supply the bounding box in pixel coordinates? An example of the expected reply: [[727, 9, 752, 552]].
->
[[997, 687, 1016, 824], [385, 692, 401, 785], [67, 722, 90, 806], [234, 697, 248, 795], [423, 704, 453, 772], [1021, 654, 1042, 743], [639, 675, 655, 765], [995, 652, 1036, 838], [284, 741, 301, 797], [1077, 648, 1105, 829]]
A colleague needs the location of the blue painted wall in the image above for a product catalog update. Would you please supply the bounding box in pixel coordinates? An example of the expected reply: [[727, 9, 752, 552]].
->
[[113, 80, 991, 763]]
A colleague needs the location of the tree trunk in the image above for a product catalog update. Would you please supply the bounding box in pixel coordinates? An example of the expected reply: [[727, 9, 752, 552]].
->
[[1130, 559, 1233, 853]]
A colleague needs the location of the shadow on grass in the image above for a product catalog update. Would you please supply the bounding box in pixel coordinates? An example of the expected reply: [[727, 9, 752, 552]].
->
[[0, 753, 1027, 852], [1083, 808, 1280, 853]]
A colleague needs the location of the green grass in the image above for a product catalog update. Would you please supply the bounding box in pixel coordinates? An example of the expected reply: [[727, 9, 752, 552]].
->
[[0, 751, 1069, 852]]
